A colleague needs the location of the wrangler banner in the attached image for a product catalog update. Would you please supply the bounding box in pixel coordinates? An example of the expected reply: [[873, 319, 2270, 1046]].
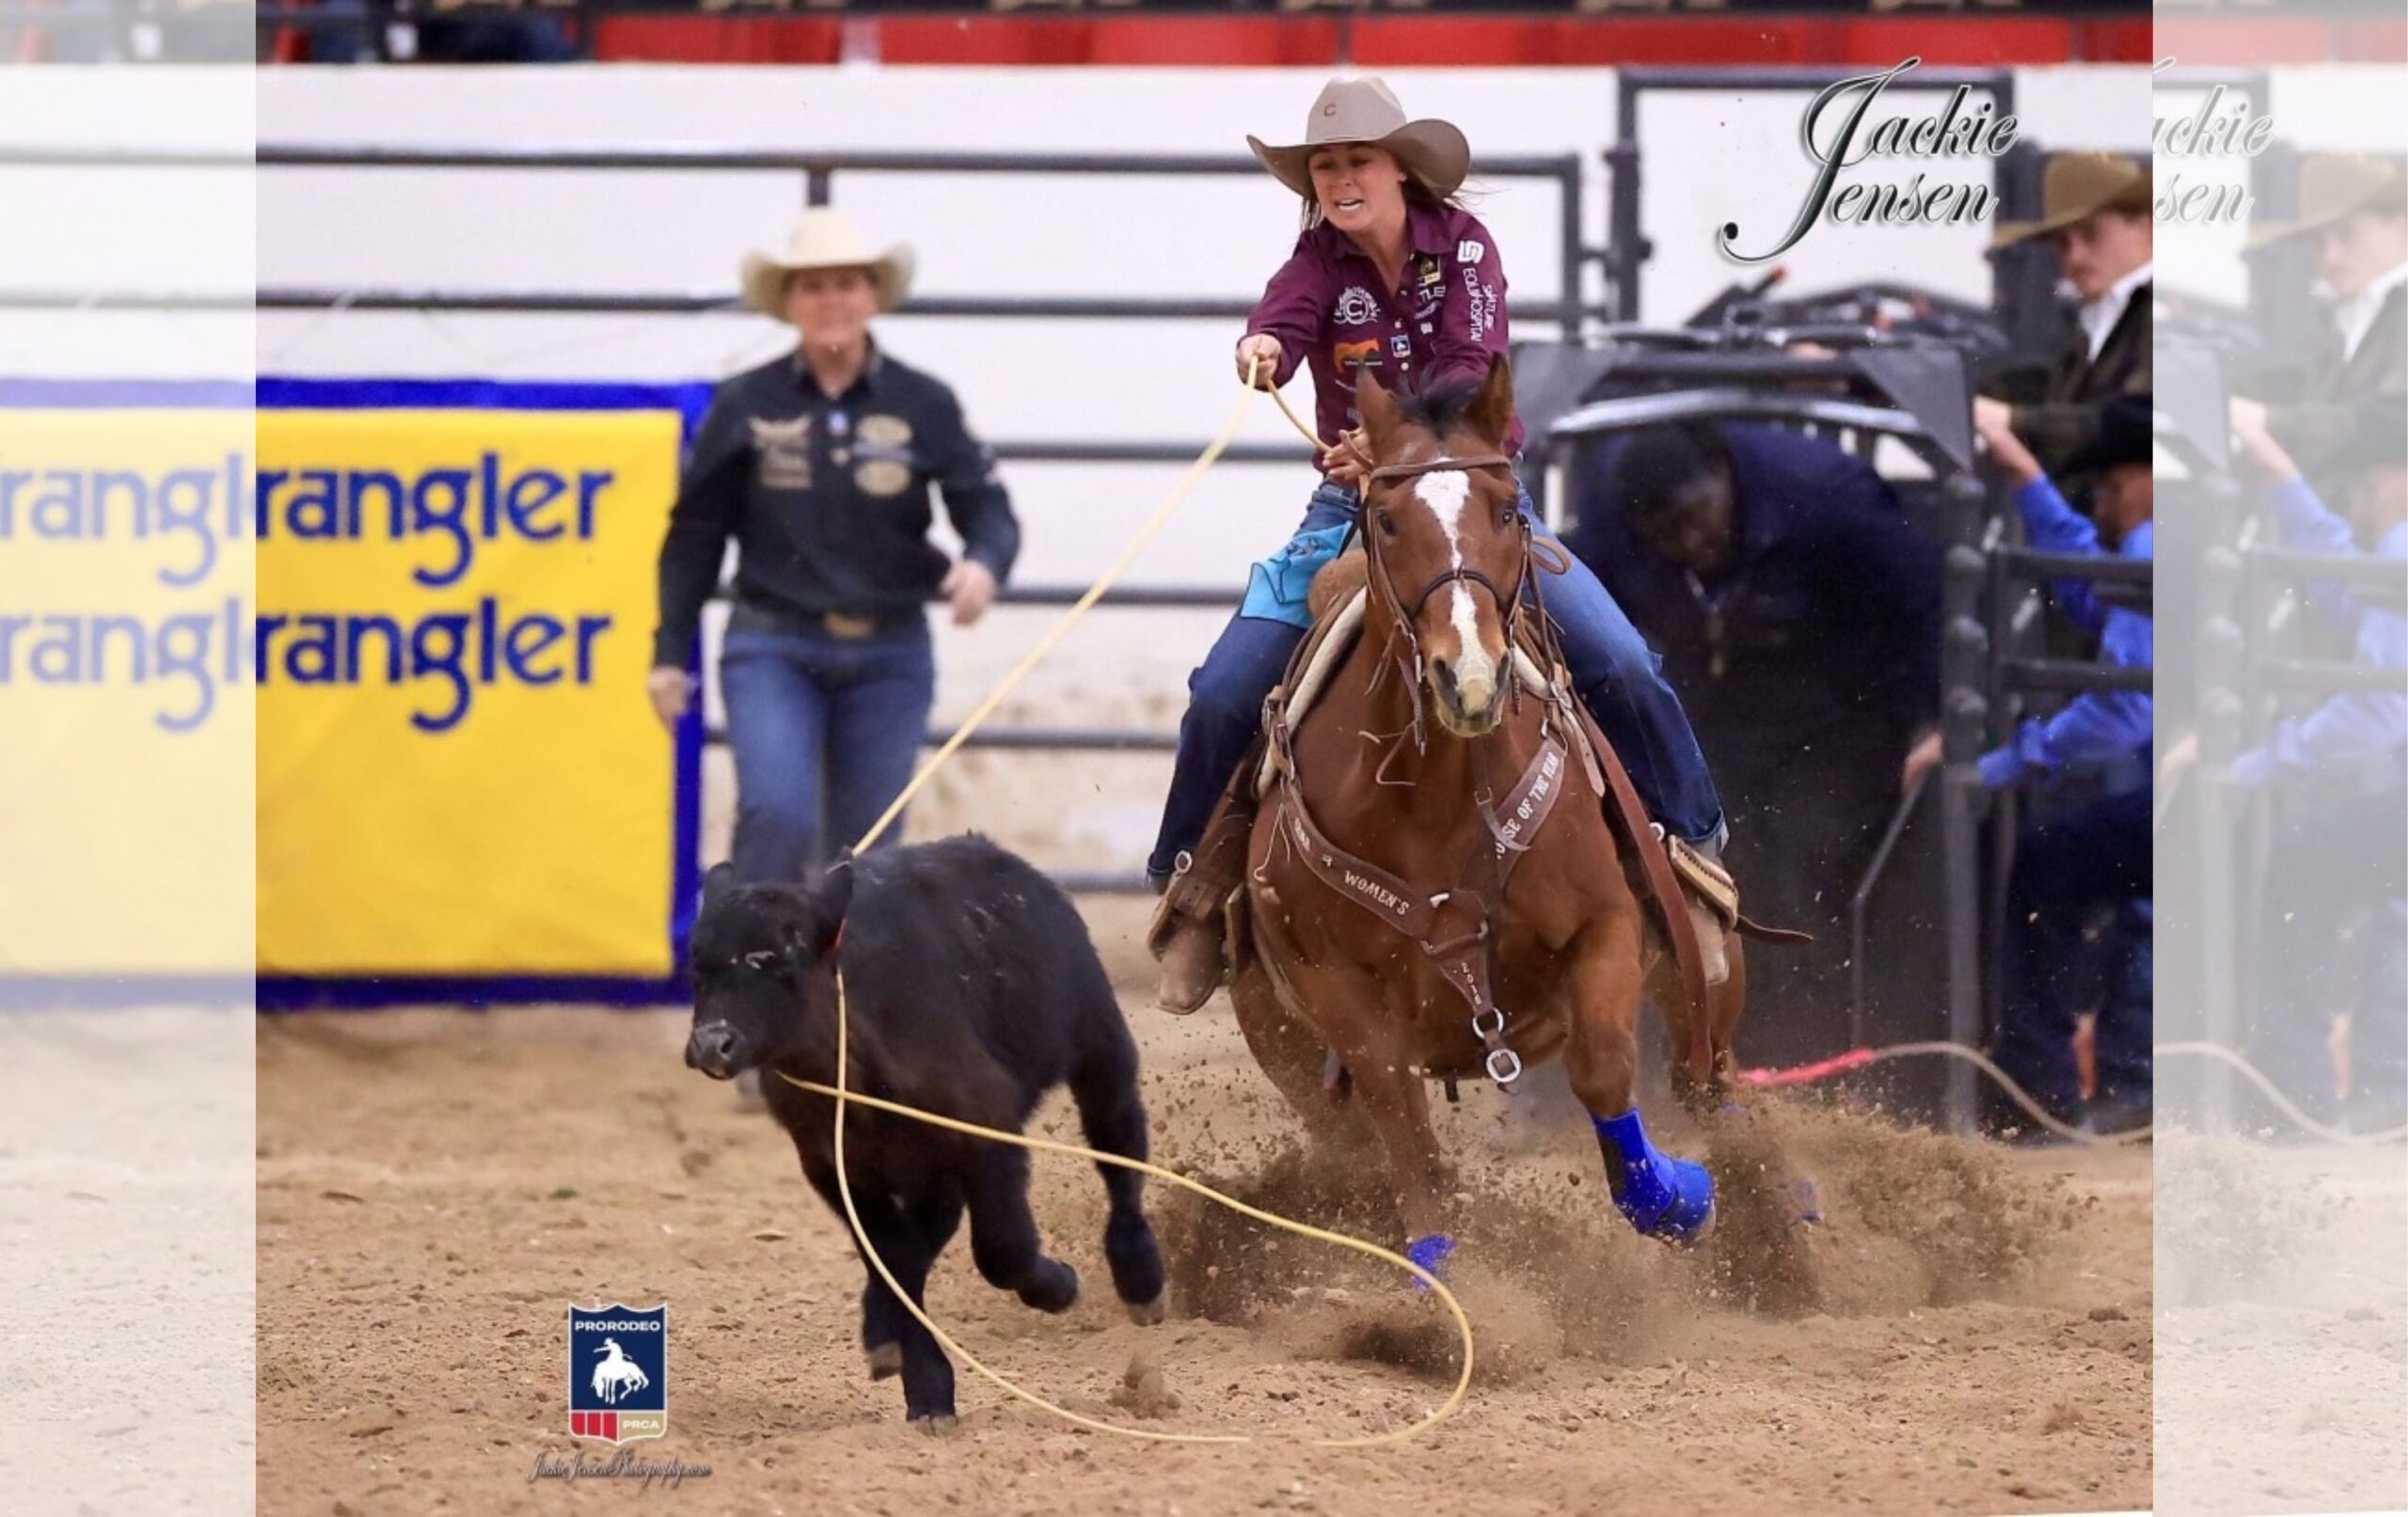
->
[[0, 386, 258, 1000], [254, 381, 708, 1003], [0, 379, 709, 1005]]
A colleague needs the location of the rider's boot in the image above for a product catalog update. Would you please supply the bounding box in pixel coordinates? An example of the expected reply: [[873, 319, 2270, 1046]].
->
[[1665, 829, 1738, 988], [1148, 783, 1261, 1015]]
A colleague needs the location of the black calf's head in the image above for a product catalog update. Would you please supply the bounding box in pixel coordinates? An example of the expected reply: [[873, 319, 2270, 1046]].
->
[[682, 859, 854, 1081]]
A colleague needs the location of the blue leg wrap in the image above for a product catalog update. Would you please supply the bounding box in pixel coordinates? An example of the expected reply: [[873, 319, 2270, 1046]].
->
[[1404, 1233, 1456, 1291], [1592, 1109, 1714, 1242]]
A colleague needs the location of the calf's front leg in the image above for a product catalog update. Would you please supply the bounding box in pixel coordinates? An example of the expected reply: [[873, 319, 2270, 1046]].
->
[[963, 1146, 1081, 1313], [805, 1163, 960, 1430]]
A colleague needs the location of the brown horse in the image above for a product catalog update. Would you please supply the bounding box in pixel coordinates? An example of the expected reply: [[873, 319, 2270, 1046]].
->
[[1225, 356, 1746, 1274]]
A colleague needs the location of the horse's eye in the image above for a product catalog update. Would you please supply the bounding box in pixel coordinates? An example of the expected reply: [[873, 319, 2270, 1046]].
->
[[1376, 511, 1399, 538]]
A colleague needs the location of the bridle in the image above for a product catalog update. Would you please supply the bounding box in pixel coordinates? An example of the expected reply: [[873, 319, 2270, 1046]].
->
[[1355, 450, 1559, 736]]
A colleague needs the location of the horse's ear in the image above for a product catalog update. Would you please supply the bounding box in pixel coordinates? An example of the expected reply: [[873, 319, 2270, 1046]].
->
[[1466, 353, 1515, 449], [701, 861, 737, 912], [1355, 368, 1402, 463]]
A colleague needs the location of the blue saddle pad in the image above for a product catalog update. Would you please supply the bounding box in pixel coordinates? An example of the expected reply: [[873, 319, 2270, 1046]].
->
[[1238, 521, 1353, 630]]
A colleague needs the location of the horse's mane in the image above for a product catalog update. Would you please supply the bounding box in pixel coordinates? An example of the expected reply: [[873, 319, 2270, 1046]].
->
[[1388, 374, 1487, 440]]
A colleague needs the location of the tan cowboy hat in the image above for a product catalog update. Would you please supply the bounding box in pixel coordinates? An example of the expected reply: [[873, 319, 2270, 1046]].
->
[[1246, 76, 1471, 201], [2244, 153, 2408, 250], [1989, 152, 2152, 249], [739, 208, 916, 318]]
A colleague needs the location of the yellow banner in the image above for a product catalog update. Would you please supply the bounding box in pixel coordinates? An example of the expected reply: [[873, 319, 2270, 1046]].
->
[[0, 406, 257, 980], [254, 408, 681, 978]]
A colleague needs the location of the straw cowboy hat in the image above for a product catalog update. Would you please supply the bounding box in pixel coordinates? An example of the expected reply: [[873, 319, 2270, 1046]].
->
[[1989, 152, 2152, 249], [739, 208, 916, 318], [1246, 76, 1471, 201], [2244, 153, 2408, 251]]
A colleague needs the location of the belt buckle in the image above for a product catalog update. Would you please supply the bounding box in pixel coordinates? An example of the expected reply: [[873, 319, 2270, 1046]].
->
[[822, 611, 877, 640]]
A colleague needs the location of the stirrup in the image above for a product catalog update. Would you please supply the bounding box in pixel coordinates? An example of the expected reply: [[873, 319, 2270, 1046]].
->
[[1666, 833, 1739, 934]]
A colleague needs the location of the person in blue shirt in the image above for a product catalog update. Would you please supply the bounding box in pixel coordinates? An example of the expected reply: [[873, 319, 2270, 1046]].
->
[[1570, 421, 1941, 1067], [1911, 397, 2155, 1137], [2164, 404, 2405, 1131]]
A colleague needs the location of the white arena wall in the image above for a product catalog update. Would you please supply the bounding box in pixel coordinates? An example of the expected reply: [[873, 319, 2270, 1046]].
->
[[10, 59, 2389, 868]]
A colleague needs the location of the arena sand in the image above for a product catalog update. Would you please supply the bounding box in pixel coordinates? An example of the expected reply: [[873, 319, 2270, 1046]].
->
[[256, 932, 2157, 1517]]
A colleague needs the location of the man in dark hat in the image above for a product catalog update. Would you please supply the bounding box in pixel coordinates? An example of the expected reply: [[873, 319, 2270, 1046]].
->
[[1978, 152, 2154, 476], [1916, 397, 2157, 1138], [2166, 399, 2405, 1131], [2232, 153, 2408, 490]]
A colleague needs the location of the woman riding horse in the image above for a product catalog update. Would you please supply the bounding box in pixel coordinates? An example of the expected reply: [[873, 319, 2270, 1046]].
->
[[1230, 356, 1735, 1261], [1149, 76, 1736, 1014]]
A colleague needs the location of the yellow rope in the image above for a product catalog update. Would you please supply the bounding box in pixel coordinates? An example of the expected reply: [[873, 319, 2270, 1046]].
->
[[854, 363, 1264, 856], [776, 971, 1476, 1447], [2157, 1041, 2408, 1146], [1264, 372, 1328, 452], [795, 361, 1480, 1446]]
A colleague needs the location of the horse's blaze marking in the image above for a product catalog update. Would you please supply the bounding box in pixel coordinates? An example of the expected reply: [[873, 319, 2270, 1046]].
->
[[1412, 466, 1497, 699]]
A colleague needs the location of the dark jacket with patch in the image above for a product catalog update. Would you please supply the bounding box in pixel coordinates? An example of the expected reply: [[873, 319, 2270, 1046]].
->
[[653, 346, 1020, 668], [2268, 282, 2407, 483], [2004, 285, 2152, 476]]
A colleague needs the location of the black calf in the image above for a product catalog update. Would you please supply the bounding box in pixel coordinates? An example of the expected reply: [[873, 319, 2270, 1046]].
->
[[682, 836, 1167, 1432]]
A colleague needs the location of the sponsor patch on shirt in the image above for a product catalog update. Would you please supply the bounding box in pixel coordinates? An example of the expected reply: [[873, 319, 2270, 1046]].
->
[[1332, 338, 1382, 380], [858, 414, 913, 449], [1461, 267, 1499, 344], [1390, 334, 1411, 357], [854, 458, 912, 498], [749, 414, 813, 491], [1456, 238, 1485, 265], [1333, 286, 1380, 325]]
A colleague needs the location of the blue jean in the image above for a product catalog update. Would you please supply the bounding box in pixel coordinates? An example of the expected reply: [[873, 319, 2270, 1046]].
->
[[1148, 480, 1725, 879], [1994, 786, 2154, 1119], [719, 620, 935, 883]]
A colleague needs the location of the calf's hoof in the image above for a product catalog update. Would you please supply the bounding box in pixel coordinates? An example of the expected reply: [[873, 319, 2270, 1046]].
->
[[909, 1412, 960, 1438], [864, 1342, 903, 1380], [1126, 1292, 1167, 1327], [1018, 1258, 1081, 1314]]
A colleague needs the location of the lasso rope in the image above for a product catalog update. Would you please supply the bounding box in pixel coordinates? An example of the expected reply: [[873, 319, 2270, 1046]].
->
[[1739, 1038, 2408, 1147], [776, 359, 1479, 1446]]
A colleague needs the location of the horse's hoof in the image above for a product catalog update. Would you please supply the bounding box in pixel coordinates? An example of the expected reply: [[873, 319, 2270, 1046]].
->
[[1593, 1108, 1715, 1244], [1404, 1233, 1456, 1292], [864, 1342, 903, 1380], [1126, 1293, 1167, 1327], [1628, 1156, 1715, 1243], [910, 1412, 960, 1438]]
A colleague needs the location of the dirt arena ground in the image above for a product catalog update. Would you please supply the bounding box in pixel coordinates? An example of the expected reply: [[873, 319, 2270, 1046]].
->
[[255, 932, 2163, 1517]]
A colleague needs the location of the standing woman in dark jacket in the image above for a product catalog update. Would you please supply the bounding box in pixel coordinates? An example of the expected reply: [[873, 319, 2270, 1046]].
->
[[651, 210, 1021, 882]]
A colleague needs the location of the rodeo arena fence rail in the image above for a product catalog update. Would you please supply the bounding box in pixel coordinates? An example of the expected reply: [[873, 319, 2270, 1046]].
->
[[8, 64, 2388, 1143]]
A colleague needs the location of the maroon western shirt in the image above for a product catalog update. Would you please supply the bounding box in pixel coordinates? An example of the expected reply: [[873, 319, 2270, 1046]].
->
[[1244, 200, 1521, 463]]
